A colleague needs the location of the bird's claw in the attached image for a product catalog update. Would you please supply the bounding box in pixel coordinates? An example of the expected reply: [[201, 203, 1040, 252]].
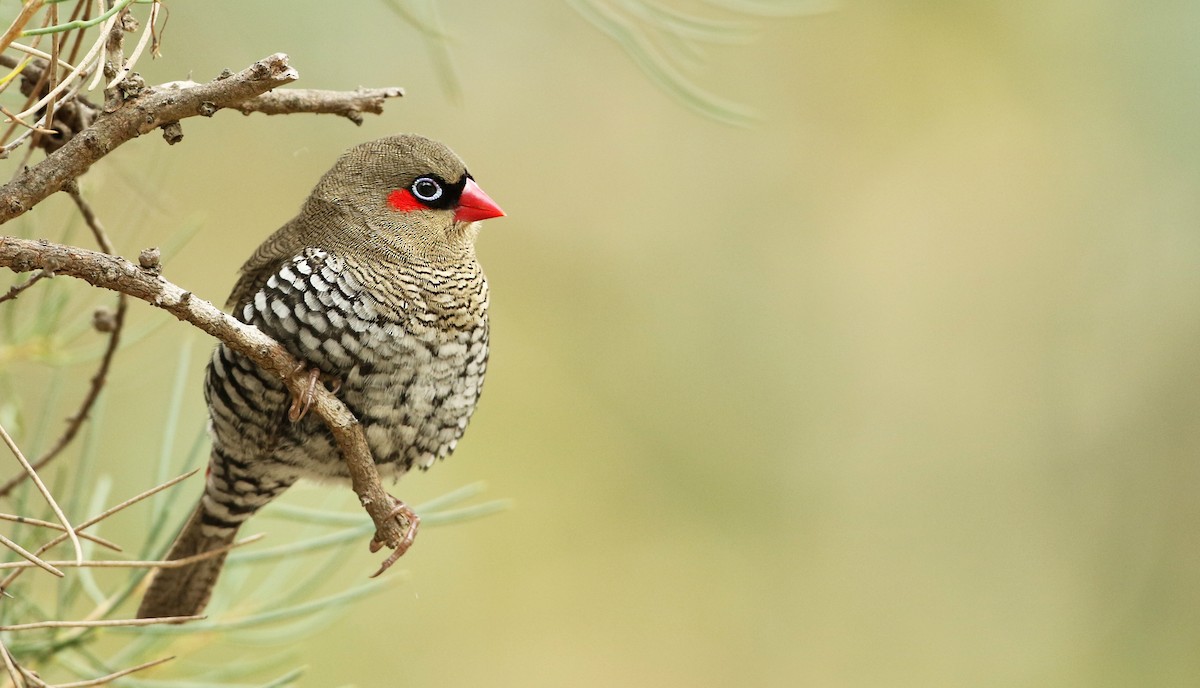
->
[[369, 498, 421, 578], [287, 366, 341, 423]]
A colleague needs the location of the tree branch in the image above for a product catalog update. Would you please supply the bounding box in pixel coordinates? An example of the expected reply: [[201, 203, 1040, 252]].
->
[[0, 53, 300, 223], [0, 53, 404, 219], [0, 236, 410, 558], [236, 86, 404, 124], [153, 82, 405, 125]]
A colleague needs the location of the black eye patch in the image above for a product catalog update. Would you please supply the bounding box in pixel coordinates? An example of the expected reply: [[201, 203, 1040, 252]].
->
[[409, 174, 467, 210]]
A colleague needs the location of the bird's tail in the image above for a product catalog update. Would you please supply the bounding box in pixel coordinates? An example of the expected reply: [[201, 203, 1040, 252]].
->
[[137, 499, 240, 620]]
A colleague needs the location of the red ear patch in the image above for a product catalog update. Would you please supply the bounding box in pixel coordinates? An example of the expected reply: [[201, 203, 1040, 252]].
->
[[387, 189, 422, 212]]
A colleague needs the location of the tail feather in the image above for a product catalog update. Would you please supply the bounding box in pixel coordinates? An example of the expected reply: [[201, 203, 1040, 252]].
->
[[137, 502, 239, 620]]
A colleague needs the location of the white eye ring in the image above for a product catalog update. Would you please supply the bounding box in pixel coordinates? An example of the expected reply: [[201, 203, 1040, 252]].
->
[[411, 177, 443, 202]]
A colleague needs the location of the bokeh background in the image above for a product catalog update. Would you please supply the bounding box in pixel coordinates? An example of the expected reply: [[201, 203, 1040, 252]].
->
[[5, 0, 1200, 686]]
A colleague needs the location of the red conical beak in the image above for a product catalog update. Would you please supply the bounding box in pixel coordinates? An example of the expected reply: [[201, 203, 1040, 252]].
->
[[455, 178, 505, 223]]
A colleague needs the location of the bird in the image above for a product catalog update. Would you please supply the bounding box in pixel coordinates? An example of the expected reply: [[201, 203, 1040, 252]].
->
[[137, 134, 504, 619]]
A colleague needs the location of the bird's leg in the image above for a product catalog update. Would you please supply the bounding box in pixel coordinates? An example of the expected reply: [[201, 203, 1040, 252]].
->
[[287, 366, 343, 423], [369, 497, 421, 577]]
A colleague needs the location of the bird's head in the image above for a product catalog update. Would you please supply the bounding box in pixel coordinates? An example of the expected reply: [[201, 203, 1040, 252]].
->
[[310, 134, 504, 262]]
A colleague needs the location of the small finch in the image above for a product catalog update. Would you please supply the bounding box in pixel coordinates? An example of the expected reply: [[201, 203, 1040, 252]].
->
[[137, 134, 504, 619]]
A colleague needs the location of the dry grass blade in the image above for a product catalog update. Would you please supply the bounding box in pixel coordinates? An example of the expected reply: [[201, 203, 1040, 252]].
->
[[0, 55, 31, 93], [0, 422, 83, 566], [1, 616, 202, 632], [13, 668, 41, 688], [11, 30, 100, 122], [0, 533, 265, 571], [0, 105, 53, 133], [0, 1, 45, 58], [70, 468, 200, 533], [0, 638, 26, 688], [5, 41, 74, 71], [40, 656, 173, 688], [0, 470, 200, 591], [0, 533, 63, 577], [0, 514, 120, 551], [0, 1, 168, 157]]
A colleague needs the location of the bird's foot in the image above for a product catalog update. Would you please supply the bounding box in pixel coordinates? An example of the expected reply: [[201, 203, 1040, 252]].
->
[[368, 497, 421, 577], [286, 365, 341, 422]]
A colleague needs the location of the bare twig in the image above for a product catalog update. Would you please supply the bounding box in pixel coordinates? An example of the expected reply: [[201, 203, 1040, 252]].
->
[[0, 184, 128, 499], [64, 182, 113, 250], [0, 238, 411, 563], [0, 269, 48, 303], [233, 86, 404, 124], [152, 82, 403, 124], [0, 422, 83, 565]]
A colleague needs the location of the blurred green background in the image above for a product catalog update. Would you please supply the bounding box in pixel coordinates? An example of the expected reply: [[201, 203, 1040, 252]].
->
[[6, 0, 1200, 686]]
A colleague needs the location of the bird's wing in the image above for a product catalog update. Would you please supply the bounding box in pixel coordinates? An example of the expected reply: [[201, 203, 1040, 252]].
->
[[226, 197, 352, 310]]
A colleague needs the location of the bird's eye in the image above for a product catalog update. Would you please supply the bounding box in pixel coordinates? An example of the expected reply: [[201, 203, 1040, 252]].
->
[[411, 177, 443, 202]]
